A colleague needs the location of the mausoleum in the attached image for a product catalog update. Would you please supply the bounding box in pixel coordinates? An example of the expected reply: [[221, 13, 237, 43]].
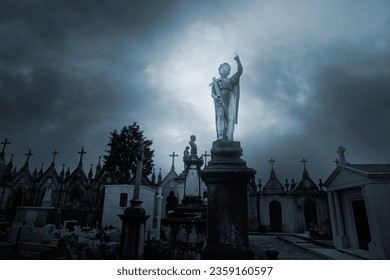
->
[[325, 146, 390, 259]]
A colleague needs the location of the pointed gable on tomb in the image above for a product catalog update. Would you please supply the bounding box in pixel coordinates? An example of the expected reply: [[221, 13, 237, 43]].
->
[[293, 158, 321, 193], [261, 158, 286, 194]]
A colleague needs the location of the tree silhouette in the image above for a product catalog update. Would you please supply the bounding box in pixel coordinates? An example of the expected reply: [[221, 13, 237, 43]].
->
[[103, 122, 154, 184]]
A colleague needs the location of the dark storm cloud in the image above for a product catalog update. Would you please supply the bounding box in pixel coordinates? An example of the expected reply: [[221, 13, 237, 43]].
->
[[308, 48, 390, 158], [1, 0, 389, 182], [244, 35, 390, 182], [0, 0, 238, 170], [0, 0, 187, 167]]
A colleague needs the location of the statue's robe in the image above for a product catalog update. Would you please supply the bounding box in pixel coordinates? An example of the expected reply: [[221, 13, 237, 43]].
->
[[212, 71, 241, 140]]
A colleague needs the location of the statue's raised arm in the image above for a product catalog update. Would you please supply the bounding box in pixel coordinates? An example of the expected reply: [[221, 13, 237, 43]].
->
[[234, 53, 243, 77], [210, 54, 243, 141]]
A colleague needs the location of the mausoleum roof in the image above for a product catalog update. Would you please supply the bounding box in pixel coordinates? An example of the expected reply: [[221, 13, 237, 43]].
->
[[129, 175, 153, 188], [262, 168, 286, 193], [325, 163, 390, 188], [347, 164, 390, 174]]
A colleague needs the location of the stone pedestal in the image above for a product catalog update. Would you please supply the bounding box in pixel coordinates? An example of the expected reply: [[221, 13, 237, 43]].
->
[[118, 200, 150, 259], [160, 152, 207, 246], [183, 153, 204, 204], [199, 140, 256, 259]]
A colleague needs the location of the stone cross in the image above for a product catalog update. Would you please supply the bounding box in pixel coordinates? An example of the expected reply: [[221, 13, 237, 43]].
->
[[78, 146, 86, 166], [337, 146, 346, 162], [301, 158, 308, 169], [202, 151, 211, 166], [1, 138, 10, 155], [25, 149, 33, 164], [169, 151, 178, 169], [268, 158, 276, 169]]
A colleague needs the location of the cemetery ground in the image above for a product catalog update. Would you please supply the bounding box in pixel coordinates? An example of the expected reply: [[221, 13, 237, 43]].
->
[[1, 228, 366, 260]]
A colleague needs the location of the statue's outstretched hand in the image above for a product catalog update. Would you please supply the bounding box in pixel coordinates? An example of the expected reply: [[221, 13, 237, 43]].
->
[[234, 53, 240, 62]]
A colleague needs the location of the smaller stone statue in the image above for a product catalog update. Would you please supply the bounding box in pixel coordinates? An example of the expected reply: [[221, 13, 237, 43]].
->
[[189, 135, 197, 155], [41, 178, 53, 207], [184, 135, 204, 171], [183, 146, 190, 170], [183, 146, 190, 160]]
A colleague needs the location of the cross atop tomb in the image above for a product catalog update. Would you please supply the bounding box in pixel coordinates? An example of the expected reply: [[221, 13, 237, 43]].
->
[[202, 151, 211, 166], [78, 146, 86, 167], [25, 149, 33, 164], [1, 138, 10, 155], [268, 158, 276, 169], [337, 146, 346, 162], [169, 151, 178, 170], [301, 158, 308, 169]]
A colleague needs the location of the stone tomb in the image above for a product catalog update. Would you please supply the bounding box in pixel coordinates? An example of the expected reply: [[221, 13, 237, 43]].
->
[[101, 184, 156, 234]]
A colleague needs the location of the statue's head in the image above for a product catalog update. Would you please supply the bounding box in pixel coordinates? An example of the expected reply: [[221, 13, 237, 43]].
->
[[218, 63, 231, 78], [190, 135, 196, 141]]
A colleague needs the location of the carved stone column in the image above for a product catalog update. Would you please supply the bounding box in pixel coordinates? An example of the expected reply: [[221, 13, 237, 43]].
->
[[333, 191, 349, 248], [118, 201, 149, 259], [118, 144, 150, 259], [199, 140, 256, 259]]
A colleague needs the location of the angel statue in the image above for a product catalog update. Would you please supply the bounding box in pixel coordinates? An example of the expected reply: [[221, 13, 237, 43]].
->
[[210, 53, 243, 141]]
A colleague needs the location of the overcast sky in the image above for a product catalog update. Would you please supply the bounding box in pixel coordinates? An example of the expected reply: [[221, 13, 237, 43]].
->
[[1, 0, 389, 184]]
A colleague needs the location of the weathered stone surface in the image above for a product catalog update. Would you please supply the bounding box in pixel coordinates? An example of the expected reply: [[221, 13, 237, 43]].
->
[[200, 140, 256, 259], [118, 203, 150, 260]]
